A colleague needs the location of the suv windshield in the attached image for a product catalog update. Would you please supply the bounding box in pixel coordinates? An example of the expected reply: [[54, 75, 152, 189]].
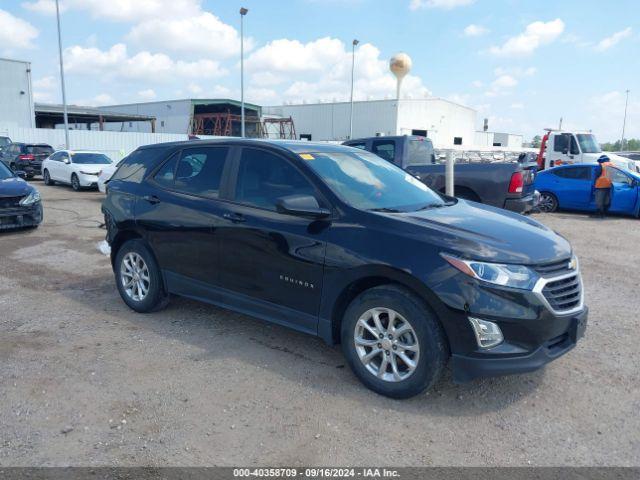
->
[[0, 162, 14, 180], [576, 134, 601, 154], [304, 150, 445, 211], [71, 153, 112, 164], [406, 138, 435, 166]]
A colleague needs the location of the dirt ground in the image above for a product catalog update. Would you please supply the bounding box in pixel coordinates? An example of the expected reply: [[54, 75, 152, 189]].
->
[[1, 181, 638, 467]]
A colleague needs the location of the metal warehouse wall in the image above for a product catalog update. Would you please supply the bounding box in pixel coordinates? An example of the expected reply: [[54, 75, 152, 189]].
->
[[264, 100, 397, 141], [0, 58, 35, 128], [0, 124, 216, 161], [396, 99, 476, 148], [100, 100, 193, 134]]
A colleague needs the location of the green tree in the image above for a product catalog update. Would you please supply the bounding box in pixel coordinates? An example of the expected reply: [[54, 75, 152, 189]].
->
[[531, 135, 542, 148]]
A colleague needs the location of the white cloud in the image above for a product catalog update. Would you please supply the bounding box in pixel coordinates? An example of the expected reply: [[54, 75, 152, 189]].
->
[[137, 89, 157, 100], [0, 9, 39, 50], [492, 75, 518, 88], [33, 75, 57, 103], [126, 12, 248, 59], [245, 39, 430, 104], [33, 76, 57, 90], [464, 24, 489, 37], [64, 43, 227, 81], [22, 0, 201, 22], [494, 66, 537, 77], [510, 102, 524, 109], [595, 27, 632, 52], [21, 0, 61, 15], [489, 19, 565, 57], [471, 80, 483, 88], [410, 0, 475, 9], [91, 93, 116, 105]]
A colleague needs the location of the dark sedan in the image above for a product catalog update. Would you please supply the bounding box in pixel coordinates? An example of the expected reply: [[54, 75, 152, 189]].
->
[[0, 162, 43, 230]]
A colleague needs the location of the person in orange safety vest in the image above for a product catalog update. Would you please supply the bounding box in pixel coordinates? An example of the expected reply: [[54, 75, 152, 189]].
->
[[594, 155, 613, 218]]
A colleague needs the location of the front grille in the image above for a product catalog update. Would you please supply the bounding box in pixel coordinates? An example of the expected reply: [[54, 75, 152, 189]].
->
[[542, 273, 582, 312], [534, 258, 571, 276], [0, 196, 22, 209]]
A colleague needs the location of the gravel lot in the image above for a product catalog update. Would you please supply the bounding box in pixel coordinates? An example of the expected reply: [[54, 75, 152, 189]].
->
[[1, 182, 638, 467]]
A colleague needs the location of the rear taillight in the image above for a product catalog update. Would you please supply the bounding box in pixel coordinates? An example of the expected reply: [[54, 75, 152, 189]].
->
[[508, 171, 524, 193], [18, 154, 35, 161]]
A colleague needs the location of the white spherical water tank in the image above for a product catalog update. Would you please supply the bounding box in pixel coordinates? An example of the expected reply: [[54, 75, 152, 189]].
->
[[389, 53, 412, 100]]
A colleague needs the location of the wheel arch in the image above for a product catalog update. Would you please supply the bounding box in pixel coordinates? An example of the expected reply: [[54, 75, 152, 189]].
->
[[326, 267, 451, 350], [439, 185, 482, 202]]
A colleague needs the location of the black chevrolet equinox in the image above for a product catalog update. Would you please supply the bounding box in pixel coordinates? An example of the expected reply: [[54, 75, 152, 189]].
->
[[102, 139, 587, 398]]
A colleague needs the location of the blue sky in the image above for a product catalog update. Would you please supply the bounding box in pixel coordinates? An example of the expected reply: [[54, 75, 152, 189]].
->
[[0, 0, 637, 142]]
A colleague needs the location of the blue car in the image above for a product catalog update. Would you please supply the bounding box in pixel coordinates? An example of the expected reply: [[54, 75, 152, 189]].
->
[[535, 163, 640, 217]]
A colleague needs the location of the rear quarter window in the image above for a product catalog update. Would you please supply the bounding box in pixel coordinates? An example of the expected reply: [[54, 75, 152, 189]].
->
[[110, 147, 166, 183]]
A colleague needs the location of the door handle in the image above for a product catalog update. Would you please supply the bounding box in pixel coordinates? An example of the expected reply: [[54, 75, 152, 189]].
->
[[143, 195, 160, 204], [223, 212, 246, 223]]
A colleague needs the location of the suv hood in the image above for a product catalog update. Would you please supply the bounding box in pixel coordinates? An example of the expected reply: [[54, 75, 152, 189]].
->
[[0, 177, 33, 197], [390, 200, 571, 265]]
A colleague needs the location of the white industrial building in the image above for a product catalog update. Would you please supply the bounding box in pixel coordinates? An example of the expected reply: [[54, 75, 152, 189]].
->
[[0, 58, 35, 128], [263, 98, 523, 148]]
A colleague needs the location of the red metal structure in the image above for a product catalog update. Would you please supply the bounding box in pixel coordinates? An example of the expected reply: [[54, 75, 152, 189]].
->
[[262, 116, 297, 140]]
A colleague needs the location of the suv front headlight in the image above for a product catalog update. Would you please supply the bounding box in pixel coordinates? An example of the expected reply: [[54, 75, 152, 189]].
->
[[441, 253, 539, 290], [19, 190, 41, 206]]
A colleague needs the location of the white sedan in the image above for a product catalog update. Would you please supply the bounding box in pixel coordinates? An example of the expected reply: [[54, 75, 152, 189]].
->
[[42, 150, 113, 191]]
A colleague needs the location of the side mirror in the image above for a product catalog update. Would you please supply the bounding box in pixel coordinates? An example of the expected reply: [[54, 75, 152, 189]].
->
[[63, 158, 70, 164], [276, 195, 330, 219], [15, 170, 27, 179], [562, 148, 569, 155]]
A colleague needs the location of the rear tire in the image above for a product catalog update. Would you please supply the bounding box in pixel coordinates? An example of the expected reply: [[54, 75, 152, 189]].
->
[[539, 192, 558, 212], [43, 169, 55, 185], [341, 285, 448, 399], [114, 239, 169, 313], [71, 173, 81, 191]]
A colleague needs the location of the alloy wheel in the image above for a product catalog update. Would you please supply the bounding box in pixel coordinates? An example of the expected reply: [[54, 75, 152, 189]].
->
[[354, 307, 420, 382], [71, 175, 80, 190], [538, 193, 557, 212], [120, 252, 151, 302]]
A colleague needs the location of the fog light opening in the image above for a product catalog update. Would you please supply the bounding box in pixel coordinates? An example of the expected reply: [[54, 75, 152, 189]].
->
[[468, 317, 503, 349]]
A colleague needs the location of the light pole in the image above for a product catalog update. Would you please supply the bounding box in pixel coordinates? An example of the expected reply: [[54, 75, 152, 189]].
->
[[620, 89, 630, 151], [349, 39, 359, 140], [240, 7, 248, 138], [55, 0, 70, 149]]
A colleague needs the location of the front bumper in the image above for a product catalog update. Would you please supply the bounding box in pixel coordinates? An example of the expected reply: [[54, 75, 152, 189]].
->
[[451, 307, 588, 382], [0, 202, 43, 230], [78, 173, 100, 187], [503, 191, 537, 213]]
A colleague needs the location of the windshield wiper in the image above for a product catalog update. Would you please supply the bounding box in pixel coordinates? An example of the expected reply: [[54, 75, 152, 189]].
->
[[415, 203, 447, 211], [369, 207, 402, 213]]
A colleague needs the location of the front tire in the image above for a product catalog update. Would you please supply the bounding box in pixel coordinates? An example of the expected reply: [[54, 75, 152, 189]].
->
[[71, 173, 81, 191], [114, 239, 169, 313], [538, 192, 558, 212], [341, 285, 448, 399]]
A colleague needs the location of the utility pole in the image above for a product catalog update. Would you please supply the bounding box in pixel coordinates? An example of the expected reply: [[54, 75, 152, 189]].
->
[[55, 0, 70, 149], [240, 7, 248, 138], [349, 39, 359, 140], [620, 89, 630, 151]]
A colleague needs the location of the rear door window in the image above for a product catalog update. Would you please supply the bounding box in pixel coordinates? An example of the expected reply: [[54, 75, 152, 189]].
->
[[371, 140, 396, 163], [553, 167, 591, 180], [152, 147, 229, 198]]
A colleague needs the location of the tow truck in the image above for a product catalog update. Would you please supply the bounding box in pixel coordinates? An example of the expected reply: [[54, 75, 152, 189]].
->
[[536, 129, 640, 174]]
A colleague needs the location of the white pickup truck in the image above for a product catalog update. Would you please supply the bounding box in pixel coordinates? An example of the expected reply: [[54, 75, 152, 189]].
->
[[537, 129, 640, 174]]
